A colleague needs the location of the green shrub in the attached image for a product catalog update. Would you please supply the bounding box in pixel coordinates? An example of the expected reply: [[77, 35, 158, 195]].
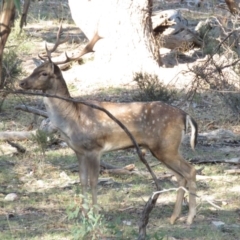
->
[[2, 49, 22, 84], [31, 130, 56, 159], [66, 194, 106, 240], [133, 72, 177, 103]]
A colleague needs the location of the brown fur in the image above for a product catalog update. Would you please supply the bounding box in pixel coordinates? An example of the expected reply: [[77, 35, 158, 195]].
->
[[19, 62, 198, 224]]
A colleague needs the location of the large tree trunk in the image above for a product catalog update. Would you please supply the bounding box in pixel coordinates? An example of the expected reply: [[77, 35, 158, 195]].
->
[[68, 0, 161, 84], [0, 0, 15, 89]]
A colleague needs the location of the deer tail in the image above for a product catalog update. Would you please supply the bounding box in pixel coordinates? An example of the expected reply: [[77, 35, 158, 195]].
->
[[186, 115, 198, 150]]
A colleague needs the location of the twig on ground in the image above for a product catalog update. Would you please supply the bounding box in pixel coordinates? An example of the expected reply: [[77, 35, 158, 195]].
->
[[152, 186, 223, 210], [15, 104, 48, 118], [6, 140, 26, 153]]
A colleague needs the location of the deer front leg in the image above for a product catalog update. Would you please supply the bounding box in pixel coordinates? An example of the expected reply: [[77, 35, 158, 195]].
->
[[76, 152, 88, 203], [76, 151, 100, 207], [87, 152, 100, 207]]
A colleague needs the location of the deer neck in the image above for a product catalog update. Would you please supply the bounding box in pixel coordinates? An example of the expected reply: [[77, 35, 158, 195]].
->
[[45, 72, 71, 97], [43, 75, 76, 129]]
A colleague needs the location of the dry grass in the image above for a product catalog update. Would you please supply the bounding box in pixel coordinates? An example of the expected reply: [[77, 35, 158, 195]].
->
[[0, 127, 240, 239]]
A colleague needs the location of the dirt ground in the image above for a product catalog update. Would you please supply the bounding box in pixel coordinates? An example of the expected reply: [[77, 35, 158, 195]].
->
[[0, 0, 240, 239]]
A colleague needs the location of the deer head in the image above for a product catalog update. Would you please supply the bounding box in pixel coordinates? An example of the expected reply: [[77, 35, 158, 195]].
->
[[19, 62, 67, 93]]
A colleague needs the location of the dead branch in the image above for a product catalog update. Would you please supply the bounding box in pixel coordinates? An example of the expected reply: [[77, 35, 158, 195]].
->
[[196, 175, 239, 180], [157, 173, 174, 179], [15, 104, 48, 118], [101, 162, 136, 171], [190, 157, 240, 164], [100, 160, 121, 170], [0, 130, 36, 141], [124, 164, 135, 171], [152, 186, 223, 210], [6, 140, 26, 153], [102, 164, 148, 176], [102, 168, 133, 175], [225, 169, 240, 174], [68, 161, 139, 175], [152, 10, 202, 50], [138, 191, 161, 240], [66, 161, 149, 177], [185, 27, 240, 108]]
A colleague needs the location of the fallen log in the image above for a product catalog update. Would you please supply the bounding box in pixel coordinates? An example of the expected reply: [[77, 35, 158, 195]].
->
[[152, 9, 202, 50], [0, 123, 57, 141], [0, 130, 37, 141], [190, 157, 240, 164], [124, 164, 135, 171], [101, 162, 142, 176], [66, 161, 135, 171], [100, 161, 133, 175], [225, 169, 240, 174], [15, 105, 48, 118], [152, 9, 187, 34], [102, 168, 132, 175], [162, 27, 202, 51], [100, 160, 121, 170], [196, 175, 239, 180]]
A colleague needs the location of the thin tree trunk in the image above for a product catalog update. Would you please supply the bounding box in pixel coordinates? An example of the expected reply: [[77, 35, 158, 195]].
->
[[0, 0, 15, 89]]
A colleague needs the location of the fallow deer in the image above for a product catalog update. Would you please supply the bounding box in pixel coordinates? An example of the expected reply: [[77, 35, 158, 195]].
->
[[19, 26, 198, 225]]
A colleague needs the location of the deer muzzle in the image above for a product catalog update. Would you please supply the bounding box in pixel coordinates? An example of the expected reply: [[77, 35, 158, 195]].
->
[[19, 80, 28, 89]]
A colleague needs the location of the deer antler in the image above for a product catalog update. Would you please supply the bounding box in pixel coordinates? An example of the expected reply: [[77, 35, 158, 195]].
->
[[62, 31, 102, 62], [39, 23, 102, 65], [38, 23, 69, 63]]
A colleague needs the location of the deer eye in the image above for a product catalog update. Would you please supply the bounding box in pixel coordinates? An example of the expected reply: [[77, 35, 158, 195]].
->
[[41, 72, 48, 77]]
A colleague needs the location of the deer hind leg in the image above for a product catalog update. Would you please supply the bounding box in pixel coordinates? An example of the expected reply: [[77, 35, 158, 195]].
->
[[168, 155, 196, 225], [186, 169, 197, 225], [170, 173, 187, 224], [152, 150, 197, 225]]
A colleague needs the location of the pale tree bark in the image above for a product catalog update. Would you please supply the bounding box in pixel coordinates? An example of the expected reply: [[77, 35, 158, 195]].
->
[[68, 0, 161, 84], [0, 0, 15, 89]]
